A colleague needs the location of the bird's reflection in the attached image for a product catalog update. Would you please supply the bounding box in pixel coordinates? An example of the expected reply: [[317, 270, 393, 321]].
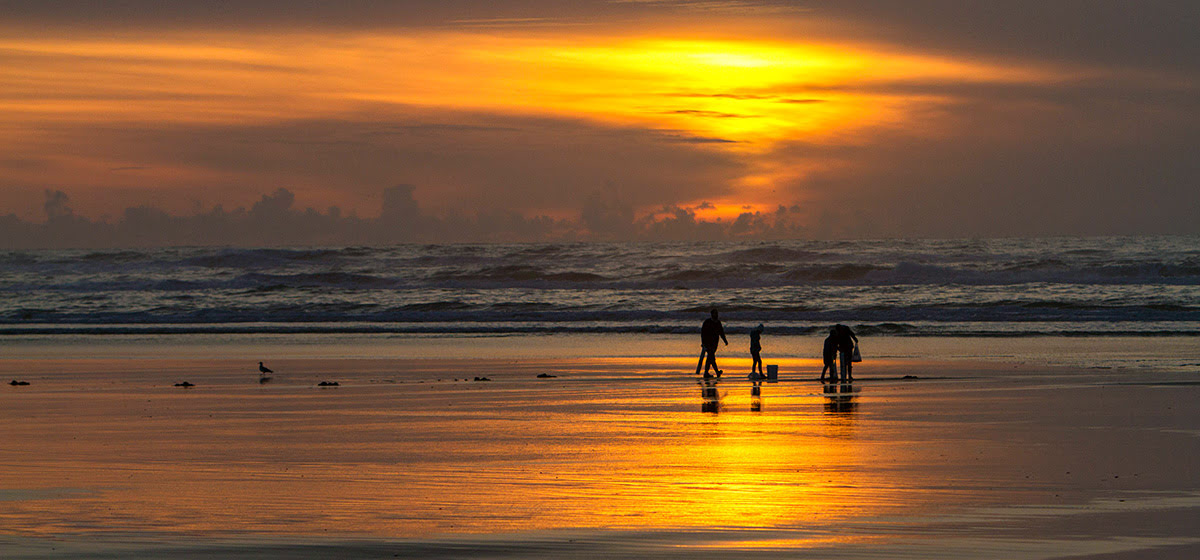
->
[[824, 382, 859, 414]]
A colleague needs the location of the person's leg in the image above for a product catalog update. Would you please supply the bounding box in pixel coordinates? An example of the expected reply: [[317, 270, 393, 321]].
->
[[839, 350, 850, 381], [702, 347, 714, 375]]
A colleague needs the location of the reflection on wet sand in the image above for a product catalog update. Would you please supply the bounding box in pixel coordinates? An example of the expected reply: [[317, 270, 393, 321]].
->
[[700, 378, 721, 413], [3, 349, 1198, 558], [824, 382, 859, 414], [16, 354, 1178, 549]]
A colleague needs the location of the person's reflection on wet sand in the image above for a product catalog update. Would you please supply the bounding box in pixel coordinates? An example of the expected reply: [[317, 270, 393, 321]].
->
[[824, 382, 858, 414], [750, 380, 762, 412], [700, 378, 721, 413]]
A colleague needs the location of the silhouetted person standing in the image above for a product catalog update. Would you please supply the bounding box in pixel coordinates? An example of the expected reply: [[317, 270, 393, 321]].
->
[[697, 309, 728, 377], [749, 323, 764, 378], [821, 328, 837, 382], [834, 324, 858, 381]]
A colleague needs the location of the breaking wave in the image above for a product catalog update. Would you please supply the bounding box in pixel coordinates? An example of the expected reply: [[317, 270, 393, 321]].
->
[[1, 237, 1198, 335]]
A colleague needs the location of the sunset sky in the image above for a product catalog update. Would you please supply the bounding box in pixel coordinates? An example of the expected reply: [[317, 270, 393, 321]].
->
[[2, 1, 1197, 240]]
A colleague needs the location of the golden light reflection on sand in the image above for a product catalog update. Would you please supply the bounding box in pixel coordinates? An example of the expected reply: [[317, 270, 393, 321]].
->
[[686, 535, 882, 550], [4, 350, 1198, 558], [0, 356, 900, 538]]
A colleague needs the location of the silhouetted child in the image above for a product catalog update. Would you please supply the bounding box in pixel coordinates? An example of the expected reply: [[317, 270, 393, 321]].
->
[[821, 328, 837, 382], [749, 323, 764, 378]]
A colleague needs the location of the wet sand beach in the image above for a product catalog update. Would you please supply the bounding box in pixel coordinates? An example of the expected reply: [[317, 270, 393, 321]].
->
[[2, 335, 1199, 559]]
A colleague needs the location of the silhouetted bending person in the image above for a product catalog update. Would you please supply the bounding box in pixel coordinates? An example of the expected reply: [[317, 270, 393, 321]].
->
[[749, 323, 764, 378], [821, 327, 837, 382], [833, 324, 858, 381], [697, 309, 728, 377]]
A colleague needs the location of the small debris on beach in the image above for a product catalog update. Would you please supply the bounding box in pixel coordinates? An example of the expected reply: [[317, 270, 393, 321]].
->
[[901, 375, 920, 380], [9, 380, 30, 386], [174, 381, 194, 387], [473, 377, 491, 381], [537, 373, 557, 378], [317, 381, 339, 387]]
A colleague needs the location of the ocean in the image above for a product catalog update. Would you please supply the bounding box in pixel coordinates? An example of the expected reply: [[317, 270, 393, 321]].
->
[[2, 236, 1198, 337]]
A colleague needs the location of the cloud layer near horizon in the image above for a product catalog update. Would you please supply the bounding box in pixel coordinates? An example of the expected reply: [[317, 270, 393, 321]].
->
[[2, 185, 816, 248], [1, 1, 1197, 244]]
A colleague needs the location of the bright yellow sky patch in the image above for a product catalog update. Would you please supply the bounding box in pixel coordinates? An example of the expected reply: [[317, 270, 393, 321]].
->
[[0, 29, 1061, 218], [0, 32, 1049, 134]]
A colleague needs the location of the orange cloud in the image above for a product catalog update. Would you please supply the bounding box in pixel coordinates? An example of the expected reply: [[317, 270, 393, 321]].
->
[[0, 27, 1074, 220]]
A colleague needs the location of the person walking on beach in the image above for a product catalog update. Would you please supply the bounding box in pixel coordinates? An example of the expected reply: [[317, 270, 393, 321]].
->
[[821, 328, 837, 382], [834, 324, 858, 381], [697, 309, 728, 377], [749, 323, 765, 378]]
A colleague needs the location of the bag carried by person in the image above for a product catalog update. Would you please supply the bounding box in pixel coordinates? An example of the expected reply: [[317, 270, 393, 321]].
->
[[851, 344, 862, 362]]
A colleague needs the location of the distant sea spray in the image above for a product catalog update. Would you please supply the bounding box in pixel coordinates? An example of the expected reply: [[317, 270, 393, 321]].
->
[[2, 237, 1199, 336]]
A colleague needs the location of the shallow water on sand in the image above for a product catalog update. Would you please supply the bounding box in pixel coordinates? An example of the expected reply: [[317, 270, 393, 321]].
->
[[2, 337, 1200, 558]]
